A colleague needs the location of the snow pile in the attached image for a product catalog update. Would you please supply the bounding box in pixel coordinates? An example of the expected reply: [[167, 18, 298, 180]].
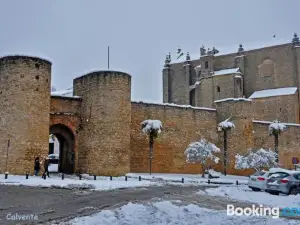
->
[[235, 148, 277, 171], [218, 118, 235, 130], [206, 185, 300, 208], [249, 87, 297, 99], [214, 98, 251, 103], [141, 120, 162, 134], [0, 174, 157, 191], [207, 169, 222, 178], [268, 120, 287, 135], [62, 200, 298, 225]]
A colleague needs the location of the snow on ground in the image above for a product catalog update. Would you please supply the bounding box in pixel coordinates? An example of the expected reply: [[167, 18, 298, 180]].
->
[[126, 173, 249, 185], [0, 174, 157, 191], [62, 200, 298, 225], [204, 185, 300, 208]]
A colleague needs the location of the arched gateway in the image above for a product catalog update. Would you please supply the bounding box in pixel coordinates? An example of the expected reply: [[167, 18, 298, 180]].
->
[[49, 124, 75, 174]]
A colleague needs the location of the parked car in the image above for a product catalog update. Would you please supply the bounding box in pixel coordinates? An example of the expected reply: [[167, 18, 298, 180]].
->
[[265, 171, 300, 195], [248, 171, 275, 191], [48, 154, 59, 172]]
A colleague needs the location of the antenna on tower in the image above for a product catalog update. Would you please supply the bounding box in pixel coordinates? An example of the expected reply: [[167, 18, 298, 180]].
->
[[108, 46, 110, 69]]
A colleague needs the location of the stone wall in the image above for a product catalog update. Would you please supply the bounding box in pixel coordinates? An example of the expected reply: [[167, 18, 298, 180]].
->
[[50, 96, 82, 116], [253, 121, 300, 170], [0, 56, 51, 174], [130, 102, 218, 174], [74, 71, 131, 176], [252, 94, 299, 123], [213, 75, 235, 101]]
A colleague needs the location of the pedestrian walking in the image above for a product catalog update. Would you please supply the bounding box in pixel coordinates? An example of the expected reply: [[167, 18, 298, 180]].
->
[[34, 157, 40, 176], [42, 157, 50, 178]]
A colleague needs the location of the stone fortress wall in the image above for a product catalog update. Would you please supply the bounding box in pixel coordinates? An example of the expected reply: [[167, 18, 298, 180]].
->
[[2, 35, 300, 176]]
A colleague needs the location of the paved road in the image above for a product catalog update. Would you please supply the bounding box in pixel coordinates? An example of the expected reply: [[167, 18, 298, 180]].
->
[[0, 185, 254, 225]]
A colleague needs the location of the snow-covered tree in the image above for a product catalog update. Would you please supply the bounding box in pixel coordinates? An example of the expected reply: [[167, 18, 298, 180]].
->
[[141, 120, 162, 175], [184, 138, 220, 178], [217, 118, 235, 176], [235, 148, 277, 171], [268, 120, 286, 163]]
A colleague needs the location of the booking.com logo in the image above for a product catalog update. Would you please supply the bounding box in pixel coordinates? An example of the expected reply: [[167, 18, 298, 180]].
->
[[227, 204, 300, 218]]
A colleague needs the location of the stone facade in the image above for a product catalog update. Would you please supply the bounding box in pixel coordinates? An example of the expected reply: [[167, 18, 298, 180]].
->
[[163, 35, 300, 123]]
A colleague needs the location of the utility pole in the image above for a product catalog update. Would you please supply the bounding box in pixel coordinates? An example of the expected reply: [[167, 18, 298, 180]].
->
[[5, 139, 10, 172]]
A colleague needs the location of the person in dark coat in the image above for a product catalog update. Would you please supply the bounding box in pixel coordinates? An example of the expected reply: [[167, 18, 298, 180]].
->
[[34, 157, 40, 176], [42, 157, 50, 178]]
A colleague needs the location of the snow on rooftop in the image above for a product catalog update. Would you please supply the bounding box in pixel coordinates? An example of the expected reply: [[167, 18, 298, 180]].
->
[[51, 87, 81, 99], [249, 87, 297, 99], [214, 98, 252, 103], [213, 68, 240, 76], [132, 101, 216, 111], [253, 120, 300, 127]]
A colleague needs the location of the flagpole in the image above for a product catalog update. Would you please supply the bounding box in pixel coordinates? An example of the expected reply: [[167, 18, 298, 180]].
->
[[108, 46, 110, 69]]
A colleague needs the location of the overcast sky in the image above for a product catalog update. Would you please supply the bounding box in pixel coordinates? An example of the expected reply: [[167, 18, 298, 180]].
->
[[0, 0, 299, 103]]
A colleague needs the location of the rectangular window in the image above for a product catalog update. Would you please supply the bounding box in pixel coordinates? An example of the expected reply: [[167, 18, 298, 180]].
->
[[205, 61, 208, 69]]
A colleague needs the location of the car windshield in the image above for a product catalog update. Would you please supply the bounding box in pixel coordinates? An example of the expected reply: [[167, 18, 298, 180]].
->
[[253, 171, 265, 176]]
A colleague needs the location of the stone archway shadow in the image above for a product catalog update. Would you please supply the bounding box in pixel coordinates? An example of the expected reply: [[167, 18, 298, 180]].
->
[[49, 124, 75, 174]]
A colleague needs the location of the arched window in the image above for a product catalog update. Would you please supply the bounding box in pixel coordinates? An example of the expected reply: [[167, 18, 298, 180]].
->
[[205, 61, 209, 69]]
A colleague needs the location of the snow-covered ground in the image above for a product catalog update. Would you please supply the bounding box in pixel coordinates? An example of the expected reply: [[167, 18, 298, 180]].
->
[[61, 200, 298, 225], [127, 173, 249, 184], [0, 174, 158, 191], [204, 185, 300, 208]]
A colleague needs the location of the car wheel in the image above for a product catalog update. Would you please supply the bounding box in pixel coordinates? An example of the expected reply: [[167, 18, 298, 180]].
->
[[251, 188, 261, 191], [289, 186, 300, 195]]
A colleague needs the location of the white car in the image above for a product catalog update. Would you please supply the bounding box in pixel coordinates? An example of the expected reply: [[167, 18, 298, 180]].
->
[[248, 171, 274, 191]]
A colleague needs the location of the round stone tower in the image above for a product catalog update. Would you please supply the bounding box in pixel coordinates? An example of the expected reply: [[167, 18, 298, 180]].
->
[[0, 56, 51, 174], [73, 70, 131, 176]]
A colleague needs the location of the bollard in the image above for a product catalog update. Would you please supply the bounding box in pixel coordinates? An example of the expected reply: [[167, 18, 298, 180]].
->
[[208, 179, 210, 184], [125, 176, 127, 181], [110, 176, 112, 181], [182, 178, 184, 183], [94, 175, 96, 180], [236, 180, 239, 185], [79, 174, 82, 180], [5, 173, 8, 179], [62, 173, 64, 180], [139, 176, 141, 181], [26, 173, 29, 179]]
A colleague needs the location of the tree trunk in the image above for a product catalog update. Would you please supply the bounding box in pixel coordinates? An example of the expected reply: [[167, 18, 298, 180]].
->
[[274, 133, 279, 163], [201, 164, 205, 178], [223, 130, 227, 176], [149, 134, 154, 175]]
